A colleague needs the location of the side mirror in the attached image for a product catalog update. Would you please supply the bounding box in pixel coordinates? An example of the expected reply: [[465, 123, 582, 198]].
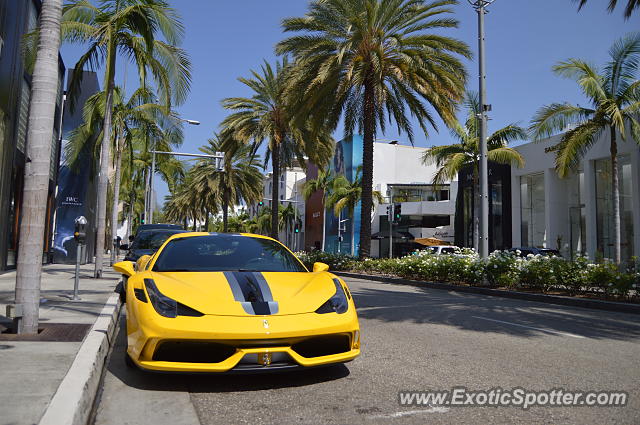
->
[[313, 262, 329, 272], [113, 261, 135, 277], [119, 244, 129, 251], [137, 255, 152, 271]]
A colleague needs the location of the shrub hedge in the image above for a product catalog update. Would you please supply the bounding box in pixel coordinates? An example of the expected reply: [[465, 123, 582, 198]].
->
[[295, 250, 640, 301]]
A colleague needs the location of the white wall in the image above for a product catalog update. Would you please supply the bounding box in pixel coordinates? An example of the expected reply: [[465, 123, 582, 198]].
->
[[512, 129, 640, 259]]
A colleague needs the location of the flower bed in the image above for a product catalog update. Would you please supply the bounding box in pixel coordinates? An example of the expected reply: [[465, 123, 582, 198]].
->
[[295, 250, 640, 303]]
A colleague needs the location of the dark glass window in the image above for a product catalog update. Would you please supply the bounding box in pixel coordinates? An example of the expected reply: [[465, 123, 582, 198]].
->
[[132, 230, 183, 250], [153, 235, 307, 272]]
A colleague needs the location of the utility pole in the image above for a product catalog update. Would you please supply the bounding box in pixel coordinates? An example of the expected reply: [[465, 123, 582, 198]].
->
[[469, 0, 494, 258]]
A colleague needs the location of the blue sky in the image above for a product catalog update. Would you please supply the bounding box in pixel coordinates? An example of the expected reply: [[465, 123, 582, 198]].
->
[[60, 0, 639, 202]]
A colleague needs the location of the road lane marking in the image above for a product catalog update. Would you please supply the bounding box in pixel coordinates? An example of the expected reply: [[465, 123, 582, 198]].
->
[[471, 316, 586, 339], [370, 407, 450, 419]]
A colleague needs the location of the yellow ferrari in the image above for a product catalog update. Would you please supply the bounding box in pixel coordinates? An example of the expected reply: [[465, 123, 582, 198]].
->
[[113, 232, 360, 373]]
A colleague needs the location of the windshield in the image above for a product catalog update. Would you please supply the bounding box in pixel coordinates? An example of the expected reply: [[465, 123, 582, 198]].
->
[[132, 231, 183, 250], [152, 235, 307, 272]]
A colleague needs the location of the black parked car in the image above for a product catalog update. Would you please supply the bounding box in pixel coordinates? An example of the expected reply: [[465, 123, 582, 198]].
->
[[509, 247, 561, 257], [133, 223, 183, 238], [123, 229, 186, 262]]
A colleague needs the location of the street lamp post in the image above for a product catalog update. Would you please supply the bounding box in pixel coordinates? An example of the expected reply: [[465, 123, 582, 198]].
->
[[147, 118, 200, 225], [469, 0, 494, 258], [149, 149, 224, 226]]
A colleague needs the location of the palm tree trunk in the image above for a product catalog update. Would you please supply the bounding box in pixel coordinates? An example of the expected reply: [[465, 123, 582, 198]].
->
[[359, 78, 375, 258], [94, 40, 117, 278], [204, 207, 210, 232], [322, 197, 327, 252], [271, 141, 280, 240], [14, 0, 62, 334], [192, 211, 197, 231], [222, 191, 229, 232], [110, 138, 123, 266], [610, 127, 621, 264], [473, 164, 480, 251]]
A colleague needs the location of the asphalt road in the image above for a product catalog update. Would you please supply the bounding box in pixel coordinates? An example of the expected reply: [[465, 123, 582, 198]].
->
[[92, 276, 640, 425]]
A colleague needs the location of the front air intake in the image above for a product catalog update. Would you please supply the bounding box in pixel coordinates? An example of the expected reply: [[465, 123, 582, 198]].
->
[[291, 334, 351, 358], [152, 341, 236, 363]]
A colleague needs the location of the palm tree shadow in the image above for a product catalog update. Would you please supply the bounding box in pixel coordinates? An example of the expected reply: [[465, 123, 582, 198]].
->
[[350, 283, 640, 341]]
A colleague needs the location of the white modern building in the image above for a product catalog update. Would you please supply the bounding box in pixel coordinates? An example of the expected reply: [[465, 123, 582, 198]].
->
[[511, 130, 640, 261], [370, 142, 458, 257]]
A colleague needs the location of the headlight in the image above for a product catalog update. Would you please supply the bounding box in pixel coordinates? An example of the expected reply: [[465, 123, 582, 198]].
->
[[316, 278, 349, 314], [144, 279, 204, 318], [144, 278, 177, 318]]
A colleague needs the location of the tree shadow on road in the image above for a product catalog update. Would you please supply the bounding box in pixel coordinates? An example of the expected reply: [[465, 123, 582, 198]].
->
[[107, 316, 351, 393], [350, 282, 640, 341]]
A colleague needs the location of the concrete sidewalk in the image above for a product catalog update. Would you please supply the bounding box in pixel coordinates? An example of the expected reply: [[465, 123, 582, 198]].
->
[[0, 261, 121, 425]]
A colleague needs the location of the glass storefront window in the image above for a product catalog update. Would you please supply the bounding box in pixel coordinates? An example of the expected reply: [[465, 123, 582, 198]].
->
[[568, 169, 586, 258], [595, 156, 634, 261], [520, 173, 546, 247]]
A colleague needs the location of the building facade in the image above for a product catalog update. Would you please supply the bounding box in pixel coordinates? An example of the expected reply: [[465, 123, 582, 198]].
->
[[510, 131, 640, 261], [0, 0, 65, 270], [370, 142, 457, 258], [315, 136, 457, 258]]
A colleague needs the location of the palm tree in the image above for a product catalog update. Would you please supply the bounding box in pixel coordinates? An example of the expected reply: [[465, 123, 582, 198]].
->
[[280, 203, 300, 247], [574, 0, 639, 19], [327, 169, 384, 255], [61, 0, 191, 277], [530, 33, 640, 264], [221, 59, 333, 241], [277, 0, 471, 258], [66, 85, 177, 264], [422, 91, 526, 250], [302, 169, 336, 252], [189, 134, 263, 232], [15, 0, 63, 335]]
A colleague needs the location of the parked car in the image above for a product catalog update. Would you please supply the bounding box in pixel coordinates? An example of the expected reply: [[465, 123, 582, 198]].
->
[[113, 232, 360, 373], [123, 229, 187, 262], [509, 247, 561, 257], [417, 245, 459, 255], [134, 223, 183, 238]]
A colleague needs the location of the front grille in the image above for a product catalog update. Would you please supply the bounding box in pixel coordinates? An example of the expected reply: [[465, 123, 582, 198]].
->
[[152, 341, 236, 363], [291, 334, 351, 358]]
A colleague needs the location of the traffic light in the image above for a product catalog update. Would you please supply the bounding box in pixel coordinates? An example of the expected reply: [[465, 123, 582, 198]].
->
[[141, 213, 145, 224], [393, 203, 402, 221], [258, 201, 264, 207], [386, 204, 392, 221], [294, 224, 300, 233]]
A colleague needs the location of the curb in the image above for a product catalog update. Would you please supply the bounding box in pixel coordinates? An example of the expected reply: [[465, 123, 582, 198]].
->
[[336, 271, 640, 315], [39, 292, 123, 425]]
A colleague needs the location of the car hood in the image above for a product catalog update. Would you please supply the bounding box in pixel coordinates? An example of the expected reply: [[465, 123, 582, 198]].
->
[[148, 271, 337, 316]]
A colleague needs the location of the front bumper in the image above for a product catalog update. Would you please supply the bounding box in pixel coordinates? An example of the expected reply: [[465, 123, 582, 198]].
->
[[126, 308, 360, 373]]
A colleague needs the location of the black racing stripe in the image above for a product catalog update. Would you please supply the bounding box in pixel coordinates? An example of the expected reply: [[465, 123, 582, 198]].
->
[[234, 272, 265, 302], [250, 301, 271, 315], [223, 271, 278, 315]]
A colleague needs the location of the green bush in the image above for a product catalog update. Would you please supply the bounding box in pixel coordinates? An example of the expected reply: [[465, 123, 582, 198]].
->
[[519, 255, 557, 292], [484, 250, 520, 288], [294, 249, 637, 301], [294, 251, 356, 271]]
